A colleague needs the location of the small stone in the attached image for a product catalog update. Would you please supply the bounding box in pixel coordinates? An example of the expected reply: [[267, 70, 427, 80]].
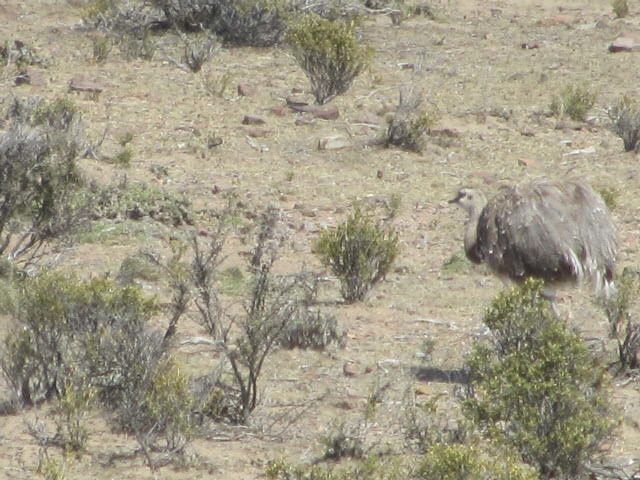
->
[[15, 67, 45, 86], [237, 83, 254, 96], [520, 127, 535, 137], [212, 185, 221, 194], [521, 42, 540, 49], [270, 105, 287, 117], [609, 36, 636, 53], [198, 229, 209, 237], [68, 76, 104, 93], [311, 105, 340, 120], [242, 115, 266, 125], [318, 135, 351, 151], [377, 169, 384, 179], [295, 114, 316, 126], [343, 362, 357, 377], [518, 158, 536, 167], [291, 87, 304, 94], [207, 136, 223, 148], [286, 95, 310, 108]]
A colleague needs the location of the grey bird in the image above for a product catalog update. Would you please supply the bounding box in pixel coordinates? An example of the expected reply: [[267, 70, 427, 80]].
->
[[449, 179, 618, 299]]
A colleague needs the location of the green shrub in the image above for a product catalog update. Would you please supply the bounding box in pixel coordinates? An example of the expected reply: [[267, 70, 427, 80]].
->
[[612, 0, 629, 18], [550, 85, 596, 122], [279, 309, 342, 350], [609, 95, 640, 152], [287, 14, 371, 104], [315, 209, 398, 303], [462, 279, 613, 479], [385, 87, 436, 152], [417, 443, 537, 480], [266, 455, 406, 480], [0, 273, 157, 406], [54, 379, 96, 453], [321, 421, 365, 460]]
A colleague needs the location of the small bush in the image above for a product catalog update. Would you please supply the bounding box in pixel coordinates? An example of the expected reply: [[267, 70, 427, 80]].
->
[[550, 85, 596, 122], [463, 279, 613, 479], [612, 0, 629, 18], [91, 34, 112, 64], [601, 267, 640, 371], [287, 13, 371, 104], [315, 209, 398, 303], [0, 273, 157, 406], [417, 443, 537, 480], [54, 379, 96, 453], [182, 32, 217, 72], [266, 455, 406, 480], [93, 180, 193, 226], [609, 95, 640, 152], [321, 421, 365, 460], [279, 309, 342, 350], [385, 87, 435, 152]]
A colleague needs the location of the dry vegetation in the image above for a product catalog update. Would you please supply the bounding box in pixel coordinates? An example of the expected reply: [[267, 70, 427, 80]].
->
[[1, 0, 640, 479]]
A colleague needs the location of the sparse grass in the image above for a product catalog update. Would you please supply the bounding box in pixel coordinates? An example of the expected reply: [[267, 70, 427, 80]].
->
[[201, 70, 233, 98], [598, 187, 619, 211], [609, 95, 640, 152], [287, 13, 372, 104], [182, 32, 217, 73], [321, 421, 365, 460], [442, 251, 472, 274], [612, 0, 629, 18], [91, 34, 112, 64], [279, 309, 343, 350], [315, 209, 399, 303], [114, 146, 133, 167], [550, 85, 596, 122], [118, 252, 163, 284], [54, 379, 96, 454]]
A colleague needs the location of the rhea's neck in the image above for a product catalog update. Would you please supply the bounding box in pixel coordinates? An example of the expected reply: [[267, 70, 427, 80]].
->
[[463, 207, 483, 264]]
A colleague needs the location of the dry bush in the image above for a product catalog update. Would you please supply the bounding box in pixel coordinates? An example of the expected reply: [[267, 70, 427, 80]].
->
[[612, 0, 629, 18], [601, 267, 640, 372], [287, 13, 371, 104], [609, 95, 640, 152], [385, 86, 435, 152]]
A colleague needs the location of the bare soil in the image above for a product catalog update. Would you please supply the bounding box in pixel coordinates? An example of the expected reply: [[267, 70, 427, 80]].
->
[[1, 0, 640, 478]]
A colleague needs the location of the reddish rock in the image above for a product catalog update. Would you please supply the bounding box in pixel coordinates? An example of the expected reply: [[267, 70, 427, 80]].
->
[[68, 76, 104, 93], [311, 105, 339, 120], [518, 158, 536, 167], [242, 115, 266, 125], [295, 115, 315, 126], [270, 105, 287, 116], [609, 36, 636, 53], [343, 362, 358, 377], [237, 83, 254, 96]]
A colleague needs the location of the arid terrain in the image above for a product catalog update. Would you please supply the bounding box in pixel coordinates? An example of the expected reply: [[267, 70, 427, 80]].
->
[[1, 0, 640, 478]]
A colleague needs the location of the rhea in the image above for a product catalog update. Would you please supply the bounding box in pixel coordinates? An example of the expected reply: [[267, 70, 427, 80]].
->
[[449, 179, 618, 299]]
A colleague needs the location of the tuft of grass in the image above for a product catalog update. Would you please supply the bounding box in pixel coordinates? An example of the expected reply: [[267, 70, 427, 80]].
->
[[609, 95, 640, 152], [385, 87, 436, 152], [550, 85, 596, 122], [287, 13, 372, 104], [315, 209, 399, 303], [91, 34, 112, 64]]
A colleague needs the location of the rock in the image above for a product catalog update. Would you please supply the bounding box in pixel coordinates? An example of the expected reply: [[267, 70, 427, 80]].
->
[[520, 127, 535, 137], [270, 105, 287, 117], [286, 95, 310, 108], [518, 158, 536, 167], [563, 146, 596, 156], [295, 115, 315, 126], [311, 105, 339, 120], [237, 83, 254, 96], [521, 42, 540, 49], [244, 127, 271, 138], [68, 76, 104, 93], [377, 169, 383, 179], [609, 36, 636, 53], [343, 362, 358, 377], [15, 67, 45, 86], [318, 135, 351, 151], [242, 115, 266, 125], [207, 135, 223, 148]]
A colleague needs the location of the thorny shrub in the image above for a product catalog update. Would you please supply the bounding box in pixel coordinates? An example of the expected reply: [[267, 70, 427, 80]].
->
[[315, 208, 398, 303], [550, 84, 596, 122], [385, 86, 435, 152], [462, 279, 613, 479], [287, 13, 371, 104]]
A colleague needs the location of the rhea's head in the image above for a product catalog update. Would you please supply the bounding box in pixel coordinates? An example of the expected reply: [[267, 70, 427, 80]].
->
[[449, 188, 487, 217]]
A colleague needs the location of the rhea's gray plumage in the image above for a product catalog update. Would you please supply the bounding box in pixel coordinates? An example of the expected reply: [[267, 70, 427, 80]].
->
[[449, 179, 618, 299]]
